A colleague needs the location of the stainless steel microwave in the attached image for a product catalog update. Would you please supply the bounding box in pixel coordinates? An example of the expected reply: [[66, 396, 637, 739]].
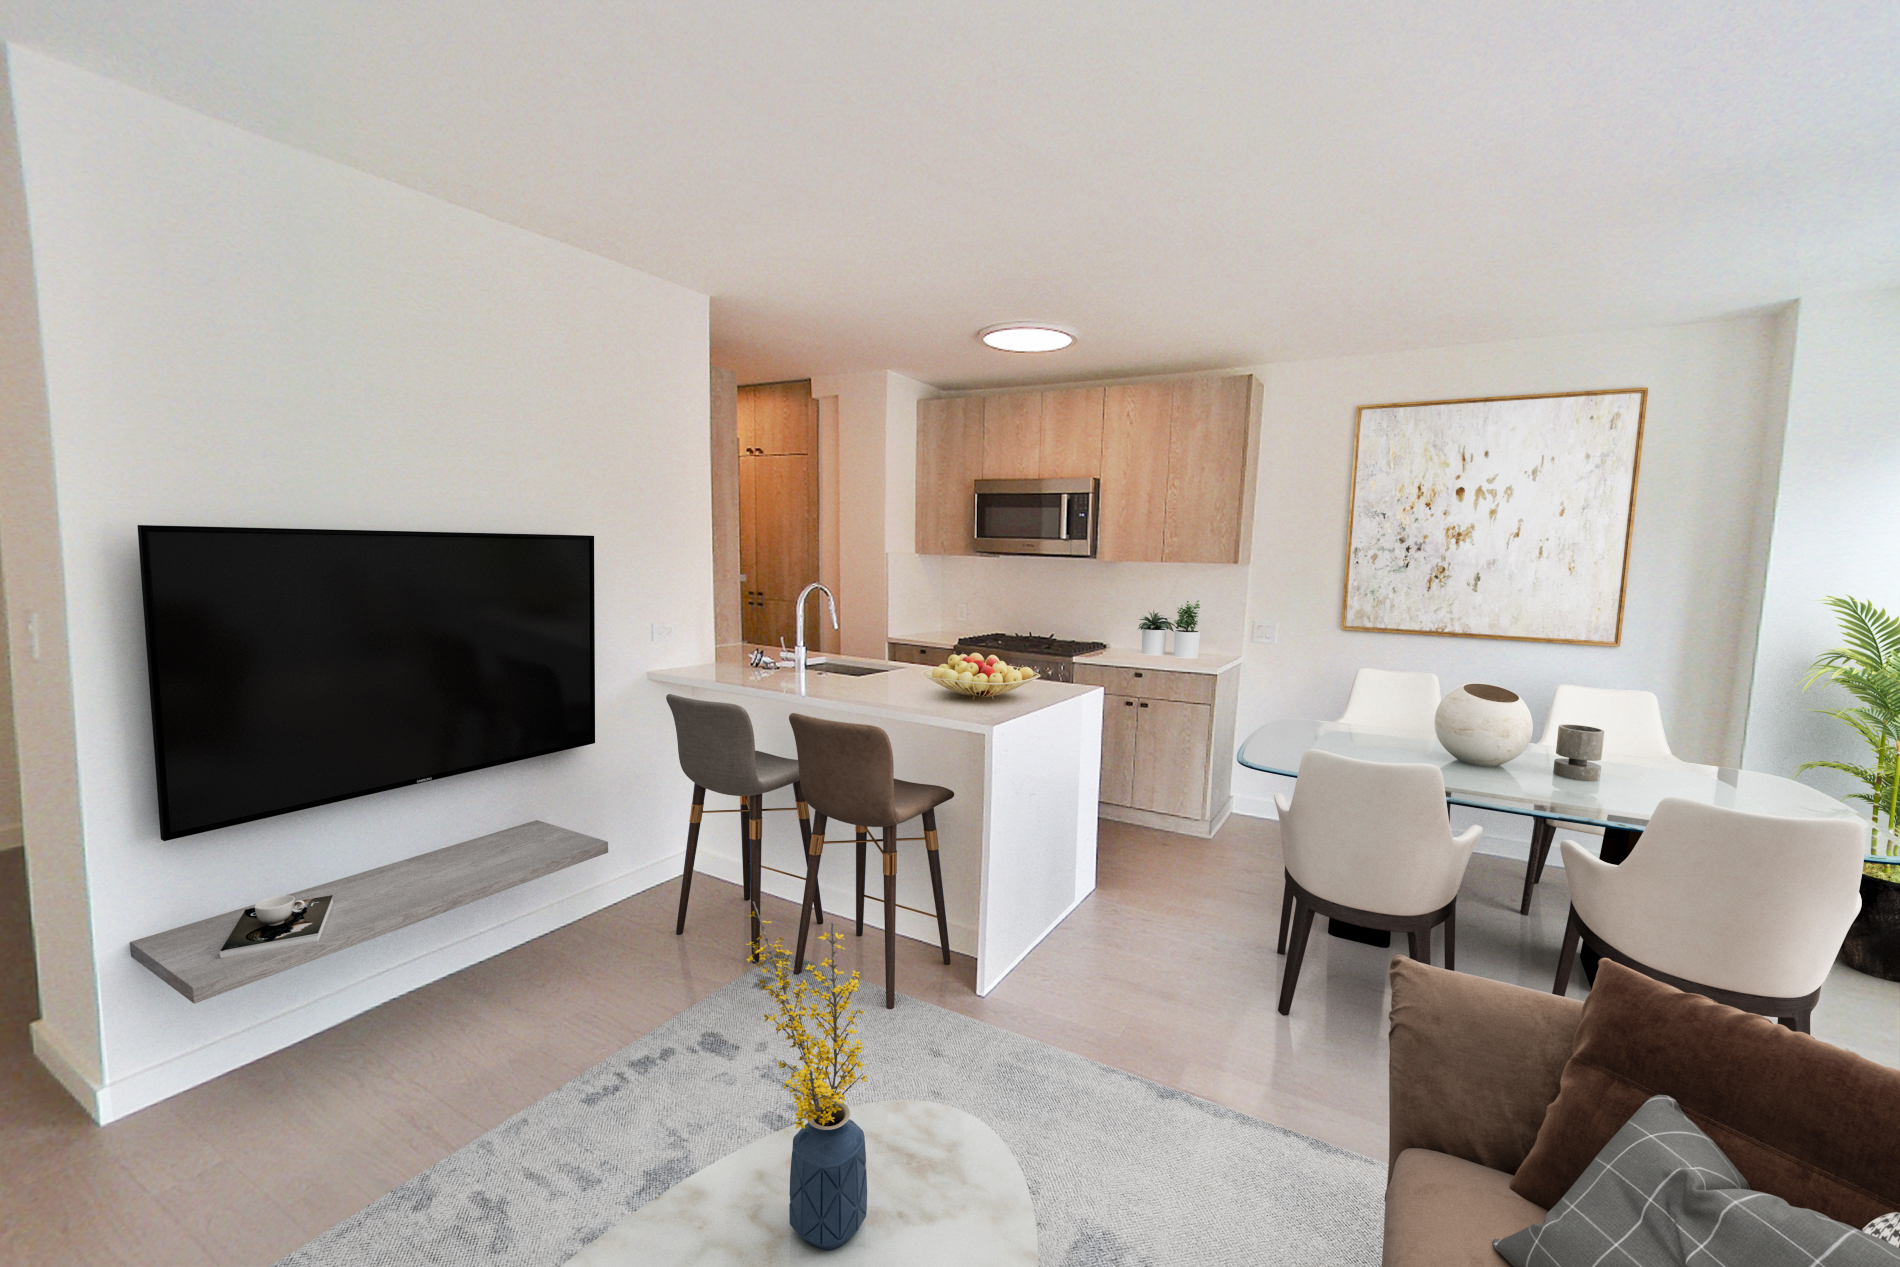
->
[[972, 478, 1099, 556]]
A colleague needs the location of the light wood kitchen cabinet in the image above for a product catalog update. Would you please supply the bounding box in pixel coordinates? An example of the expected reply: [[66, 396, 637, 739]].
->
[[1130, 699, 1215, 819], [981, 393, 1042, 478], [1038, 387, 1104, 477], [915, 372, 1259, 562], [1100, 695, 1139, 806], [743, 380, 817, 455], [1098, 382, 1173, 562], [886, 639, 956, 665], [1073, 660, 1239, 837], [1163, 375, 1257, 563], [915, 397, 985, 554]]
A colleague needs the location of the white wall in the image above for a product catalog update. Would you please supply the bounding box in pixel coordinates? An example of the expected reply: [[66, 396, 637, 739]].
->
[[1229, 314, 1792, 822], [810, 370, 934, 657], [1, 47, 711, 1121], [0, 559, 20, 851], [1742, 287, 1900, 801]]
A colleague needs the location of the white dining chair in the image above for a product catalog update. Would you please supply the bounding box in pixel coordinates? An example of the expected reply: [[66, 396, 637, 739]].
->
[[1274, 749, 1482, 1015], [1551, 797, 1865, 1031], [1336, 668, 1443, 733], [1517, 684, 1697, 915]]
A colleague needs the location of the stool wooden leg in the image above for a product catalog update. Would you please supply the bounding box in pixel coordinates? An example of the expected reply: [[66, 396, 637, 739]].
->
[[794, 813, 828, 974], [676, 785, 705, 935], [738, 795, 754, 904], [1407, 929, 1424, 964], [922, 809, 951, 965], [794, 782, 823, 925], [1444, 904, 1457, 972], [747, 795, 764, 960], [1276, 873, 1294, 955], [1553, 906, 1583, 996], [883, 825, 898, 1009], [854, 827, 868, 936]]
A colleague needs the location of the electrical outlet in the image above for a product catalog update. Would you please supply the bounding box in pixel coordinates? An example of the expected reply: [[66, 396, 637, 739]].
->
[[26, 611, 40, 660], [955, 602, 972, 622], [650, 622, 674, 642], [1251, 621, 1278, 644]]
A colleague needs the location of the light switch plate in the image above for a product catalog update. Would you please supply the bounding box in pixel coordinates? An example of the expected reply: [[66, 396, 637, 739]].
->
[[651, 623, 674, 642], [955, 602, 972, 622], [1251, 621, 1277, 644]]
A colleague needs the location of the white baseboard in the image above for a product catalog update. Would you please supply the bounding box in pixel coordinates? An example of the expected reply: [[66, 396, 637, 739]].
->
[[82, 851, 683, 1124], [30, 1019, 103, 1120]]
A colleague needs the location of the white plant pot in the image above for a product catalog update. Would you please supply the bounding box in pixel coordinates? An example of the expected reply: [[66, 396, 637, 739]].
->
[[1434, 684, 1533, 766], [1170, 630, 1201, 658], [1140, 629, 1167, 655]]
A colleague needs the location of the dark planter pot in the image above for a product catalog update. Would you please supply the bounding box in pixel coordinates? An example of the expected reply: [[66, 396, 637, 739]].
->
[[1840, 874, 1900, 984], [789, 1104, 867, 1250]]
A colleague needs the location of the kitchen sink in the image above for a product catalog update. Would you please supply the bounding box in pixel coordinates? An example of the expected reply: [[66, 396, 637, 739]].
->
[[806, 661, 891, 676]]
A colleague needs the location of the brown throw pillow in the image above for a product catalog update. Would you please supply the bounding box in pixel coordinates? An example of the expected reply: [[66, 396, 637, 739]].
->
[[1511, 960, 1900, 1227]]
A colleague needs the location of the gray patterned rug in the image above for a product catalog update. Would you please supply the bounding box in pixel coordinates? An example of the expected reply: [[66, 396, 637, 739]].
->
[[280, 974, 1384, 1265]]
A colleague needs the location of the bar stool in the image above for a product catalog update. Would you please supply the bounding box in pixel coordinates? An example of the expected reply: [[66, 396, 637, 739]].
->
[[788, 713, 954, 1008], [665, 694, 820, 957]]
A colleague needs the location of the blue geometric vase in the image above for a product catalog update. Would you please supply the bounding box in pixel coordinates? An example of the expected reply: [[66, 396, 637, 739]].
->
[[789, 1105, 867, 1249]]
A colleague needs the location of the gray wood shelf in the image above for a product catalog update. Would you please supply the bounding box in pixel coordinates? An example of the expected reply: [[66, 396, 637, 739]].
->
[[130, 820, 608, 1003]]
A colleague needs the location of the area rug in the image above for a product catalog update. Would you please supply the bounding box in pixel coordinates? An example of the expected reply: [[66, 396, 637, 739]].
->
[[279, 974, 1385, 1266]]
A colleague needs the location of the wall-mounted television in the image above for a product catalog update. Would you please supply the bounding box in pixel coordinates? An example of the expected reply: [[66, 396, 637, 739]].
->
[[139, 527, 595, 839]]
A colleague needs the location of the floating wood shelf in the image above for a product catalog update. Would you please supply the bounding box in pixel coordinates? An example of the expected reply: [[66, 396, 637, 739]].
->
[[130, 820, 608, 1003]]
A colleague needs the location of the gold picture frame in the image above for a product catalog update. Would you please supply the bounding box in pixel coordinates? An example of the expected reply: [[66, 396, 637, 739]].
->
[[1341, 388, 1647, 646]]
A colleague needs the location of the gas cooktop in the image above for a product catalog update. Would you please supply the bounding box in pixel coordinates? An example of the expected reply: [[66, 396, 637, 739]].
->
[[957, 632, 1109, 658]]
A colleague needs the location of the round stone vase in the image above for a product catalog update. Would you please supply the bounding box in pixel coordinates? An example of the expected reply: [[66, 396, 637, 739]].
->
[[789, 1104, 867, 1250], [1434, 684, 1533, 767]]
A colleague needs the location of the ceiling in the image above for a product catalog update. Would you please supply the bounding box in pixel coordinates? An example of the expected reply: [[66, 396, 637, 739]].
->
[[1, 2, 1896, 390]]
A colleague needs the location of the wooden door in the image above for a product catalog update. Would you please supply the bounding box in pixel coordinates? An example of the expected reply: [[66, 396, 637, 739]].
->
[[981, 393, 1042, 478], [1131, 699, 1213, 818], [1098, 383, 1172, 561], [1039, 387, 1104, 477], [747, 381, 816, 455], [739, 452, 818, 646], [915, 397, 985, 554], [1100, 694, 1139, 806], [1163, 375, 1253, 563], [740, 459, 763, 643]]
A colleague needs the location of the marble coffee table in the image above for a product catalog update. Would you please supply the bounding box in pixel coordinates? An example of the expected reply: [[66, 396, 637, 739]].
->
[[566, 1100, 1038, 1265]]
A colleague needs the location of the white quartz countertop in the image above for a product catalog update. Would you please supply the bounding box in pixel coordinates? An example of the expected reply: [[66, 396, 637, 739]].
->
[[649, 648, 1100, 735], [890, 631, 1242, 676]]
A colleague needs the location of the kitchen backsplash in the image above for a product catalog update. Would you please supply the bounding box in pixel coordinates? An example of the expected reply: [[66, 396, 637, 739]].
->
[[887, 552, 1250, 652]]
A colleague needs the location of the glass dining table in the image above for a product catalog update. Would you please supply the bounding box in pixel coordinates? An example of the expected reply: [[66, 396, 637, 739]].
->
[[1237, 719, 1876, 862]]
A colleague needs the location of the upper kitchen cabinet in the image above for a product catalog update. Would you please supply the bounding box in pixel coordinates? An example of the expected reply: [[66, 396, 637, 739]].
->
[[915, 396, 985, 554], [915, 372, 1259, 561], [1099, 382, 1174, 562], [980, 393, 1042, 478], [1162, 374, 1261, 564], [1038, 386, 1104, 477], [742, 379, 817, 455]]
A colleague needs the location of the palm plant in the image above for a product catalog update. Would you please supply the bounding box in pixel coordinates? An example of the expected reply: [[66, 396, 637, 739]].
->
[[1139, 610, 1173, 631], [1798, 596, 1900, 838]]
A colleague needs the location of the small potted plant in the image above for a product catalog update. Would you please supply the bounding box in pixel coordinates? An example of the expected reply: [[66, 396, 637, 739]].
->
[[1138, 610, 1172, 655], [1798, 596, 1900, 983], [756, 929, 868, 1247], [1171, 600, 1202, 658]]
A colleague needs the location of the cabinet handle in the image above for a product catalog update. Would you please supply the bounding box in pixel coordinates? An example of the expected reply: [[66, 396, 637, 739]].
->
[[1139, 702, 1149, 708], [1133, 672, 1143, 678], [1123, 700, 1133, 706]]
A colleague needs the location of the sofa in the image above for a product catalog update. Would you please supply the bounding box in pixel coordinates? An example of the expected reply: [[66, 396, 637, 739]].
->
[[1381, 956, 1900, 1266]]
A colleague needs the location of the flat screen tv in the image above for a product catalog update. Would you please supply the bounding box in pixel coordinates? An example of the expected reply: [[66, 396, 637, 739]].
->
[[139, 526, 594, 839]]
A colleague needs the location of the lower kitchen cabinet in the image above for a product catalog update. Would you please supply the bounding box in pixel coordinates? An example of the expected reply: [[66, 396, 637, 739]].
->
[[1076, 660, 1239, 837]]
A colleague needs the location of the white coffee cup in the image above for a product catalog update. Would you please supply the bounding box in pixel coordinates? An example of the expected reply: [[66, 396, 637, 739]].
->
[[252, 896, 308, 926]]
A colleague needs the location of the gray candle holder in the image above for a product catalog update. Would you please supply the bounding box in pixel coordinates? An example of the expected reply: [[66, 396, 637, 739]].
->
[[1553, 723, 1604, 782]]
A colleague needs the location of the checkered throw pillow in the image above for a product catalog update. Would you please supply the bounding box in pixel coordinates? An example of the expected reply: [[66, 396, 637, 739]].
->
[[1495, 1096, 1900, 1266], [1869, 1214, 1900, 1247]]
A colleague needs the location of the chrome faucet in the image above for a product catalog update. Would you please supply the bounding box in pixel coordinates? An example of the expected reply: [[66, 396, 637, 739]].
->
[[794, 582, 838, 674]]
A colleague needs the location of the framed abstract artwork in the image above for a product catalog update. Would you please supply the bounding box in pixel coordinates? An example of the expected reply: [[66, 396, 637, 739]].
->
[[1341, 389, 1646, 645]]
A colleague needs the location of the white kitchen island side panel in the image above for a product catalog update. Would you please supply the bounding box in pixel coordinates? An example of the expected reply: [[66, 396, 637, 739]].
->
[[975, 689, 1103, 995]]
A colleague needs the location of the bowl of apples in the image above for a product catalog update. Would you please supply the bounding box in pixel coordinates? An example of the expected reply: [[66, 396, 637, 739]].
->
[[927, 651, 1038, 698]]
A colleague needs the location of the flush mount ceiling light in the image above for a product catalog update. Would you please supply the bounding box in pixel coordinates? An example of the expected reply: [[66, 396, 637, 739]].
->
[[978, 323, 1076, 353]]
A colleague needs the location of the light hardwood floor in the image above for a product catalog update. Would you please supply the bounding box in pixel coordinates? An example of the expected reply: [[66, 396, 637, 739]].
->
[[0, 816, 1892, 1265]]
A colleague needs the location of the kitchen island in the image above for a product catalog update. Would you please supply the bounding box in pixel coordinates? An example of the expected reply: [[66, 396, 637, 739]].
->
[[647, 650, 1103, 995]]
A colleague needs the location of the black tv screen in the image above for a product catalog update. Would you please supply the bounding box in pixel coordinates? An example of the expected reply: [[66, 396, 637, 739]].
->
[[139, 527, 594, 839]]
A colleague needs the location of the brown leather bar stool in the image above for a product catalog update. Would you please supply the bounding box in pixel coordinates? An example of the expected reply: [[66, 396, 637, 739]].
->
[[788, 712, 954, 1008], [665, 694, 820, 957]]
